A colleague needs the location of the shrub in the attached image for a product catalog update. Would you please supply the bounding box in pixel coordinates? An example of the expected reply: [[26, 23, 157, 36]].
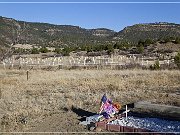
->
[[154, 60, 160, 69], [150, 60, 160, 70], [105, 44, 114, 54], [39, 47, 49, 53], [54, 48, 61, 54], [174, 52, 180, 68], [137, 45, 144, 54], [138, 39, 144, 46], [175, 37, 180, 44], [144, 39, 154, 46], [31, 48, 39, 54], [62, 47, 71, 56], [14, 48, 22, 54]]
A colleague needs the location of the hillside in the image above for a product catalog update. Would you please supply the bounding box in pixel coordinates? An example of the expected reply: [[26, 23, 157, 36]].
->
[[0, 16, 115, 48], [114, 22, 180, 43], [0, 16, 180, 51]]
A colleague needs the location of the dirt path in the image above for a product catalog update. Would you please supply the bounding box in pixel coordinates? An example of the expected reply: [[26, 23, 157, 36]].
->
[[27, 111, 88, 132]]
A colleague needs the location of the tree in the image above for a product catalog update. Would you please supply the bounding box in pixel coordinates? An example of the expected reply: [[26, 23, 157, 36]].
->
[[144, 39, 154, 46], [137, 45, 144, 54], [31, 47, 39, 54], [113, 42, 122, 50], [14, 48, 22, 54], [86, 45, 93, 52], [105, 44, 114, 54], [54, 48, 61, 54], [114, 43, 119, 49], [39, 47, 49, 53], [123, 42, 130, 50], [138, 39, 144, 46], [62, 47, 71, 56], [80, 45, 86, 51], [94, 44, 104, 52]]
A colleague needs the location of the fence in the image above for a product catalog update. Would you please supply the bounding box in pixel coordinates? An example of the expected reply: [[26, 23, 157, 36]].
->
[[0, 55, 176, 70]]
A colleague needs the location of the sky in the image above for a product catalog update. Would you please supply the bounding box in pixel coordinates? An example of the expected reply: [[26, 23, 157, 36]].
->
[[0, 0, 180, 32]]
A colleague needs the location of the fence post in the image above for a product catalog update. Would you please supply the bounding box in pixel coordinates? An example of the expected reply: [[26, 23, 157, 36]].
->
[[3, 62, 6, 70], [27, 70, 29, 81]]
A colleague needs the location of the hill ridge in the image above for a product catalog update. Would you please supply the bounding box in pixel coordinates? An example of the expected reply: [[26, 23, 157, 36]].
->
[[0, 16, 180, 49]]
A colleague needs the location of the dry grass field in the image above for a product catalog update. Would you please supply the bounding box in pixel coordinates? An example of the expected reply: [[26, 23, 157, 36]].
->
[[0, 69, 180, 132]]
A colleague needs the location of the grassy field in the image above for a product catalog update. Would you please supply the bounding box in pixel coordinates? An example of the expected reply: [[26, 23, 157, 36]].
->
[[0, 69, 180, 132]]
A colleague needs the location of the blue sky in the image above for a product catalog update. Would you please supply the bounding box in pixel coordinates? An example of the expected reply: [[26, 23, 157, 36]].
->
[[0, 0, 180, 31]]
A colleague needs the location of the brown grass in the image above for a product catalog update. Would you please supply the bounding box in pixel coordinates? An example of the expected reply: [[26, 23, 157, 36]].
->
[[0, 69, 180, 131]]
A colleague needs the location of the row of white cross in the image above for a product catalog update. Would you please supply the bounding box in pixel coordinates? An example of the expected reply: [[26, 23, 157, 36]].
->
[[1, 55, 173, 69]]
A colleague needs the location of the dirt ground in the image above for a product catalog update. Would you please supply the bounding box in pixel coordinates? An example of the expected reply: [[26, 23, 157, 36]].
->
[[0, 69, 180, 133]]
